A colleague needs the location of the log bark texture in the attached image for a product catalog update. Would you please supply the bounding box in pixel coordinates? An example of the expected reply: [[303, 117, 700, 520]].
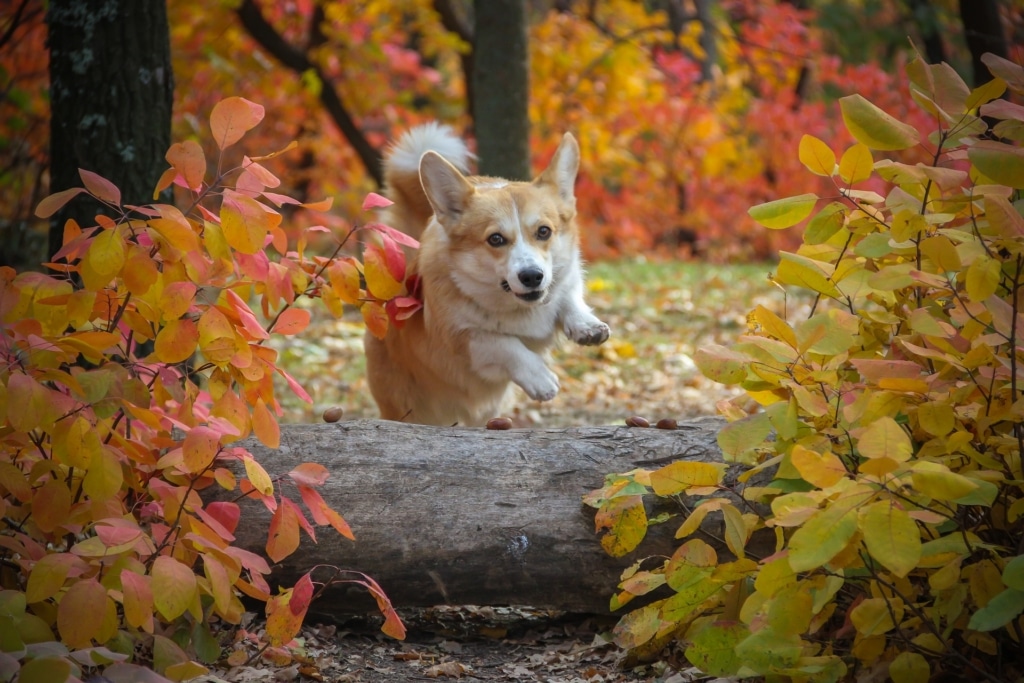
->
[[227, 416, 764, 615]]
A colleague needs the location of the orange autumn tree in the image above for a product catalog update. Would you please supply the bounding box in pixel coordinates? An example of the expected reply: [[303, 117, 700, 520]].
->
[[0, 97, 412, 682]]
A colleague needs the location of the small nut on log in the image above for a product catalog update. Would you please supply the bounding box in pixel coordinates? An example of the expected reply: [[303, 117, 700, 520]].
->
[[625, 416, 650, 428], [322, 406, 344, 423], [486, 417, 513, 430], [656, 418, 678, 430]]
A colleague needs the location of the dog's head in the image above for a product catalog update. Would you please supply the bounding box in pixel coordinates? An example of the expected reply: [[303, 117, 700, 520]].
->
[[418, 133, 580, 310]]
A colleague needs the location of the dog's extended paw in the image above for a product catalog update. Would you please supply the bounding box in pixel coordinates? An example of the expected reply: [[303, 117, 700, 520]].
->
[[566, 317, 611, 346], [518, 367, 560, 402]]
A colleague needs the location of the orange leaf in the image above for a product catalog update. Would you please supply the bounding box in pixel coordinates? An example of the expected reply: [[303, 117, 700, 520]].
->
[[359, 574, 407, 640], [182, 425, 221, 474], [120, 569, 154, 633], [79, 169, 121, 205], [203, 556, 235, 618], [57, 578, 108, 648], [154, 318, 199, 364], [159, 281, 197, 321], [253, 397, 280, 449], [32, 478, 71, 534], [198, 306, 237, 365], [210, 97, 265, 150], [35, 187, 86, 218], [289, 463, 329, 487], [165, 140, 207, 190], [7, 372, 58, 433], [361, 301, 389, 339], [266, 498, 300, 563], [272, 307, 310, 336]]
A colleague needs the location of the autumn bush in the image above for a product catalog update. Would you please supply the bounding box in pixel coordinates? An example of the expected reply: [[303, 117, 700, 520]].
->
[[588, 53, 1024, 682], [0, 97, 411, 682]]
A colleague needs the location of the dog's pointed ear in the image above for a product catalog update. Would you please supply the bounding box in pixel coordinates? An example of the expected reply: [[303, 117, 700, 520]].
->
[[420, 151, 474, 227], [536, 133, 579, 203]]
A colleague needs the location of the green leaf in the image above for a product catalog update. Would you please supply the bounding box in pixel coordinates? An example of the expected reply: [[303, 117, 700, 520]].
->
[[748, 194, 818, 229], [859, 501, 921, 578], [18, 657, 73, 683], [788, 492, 866, 572], [776, 252, 841, 298], [967, 587, 1024, 631], [152, 556, 198, 621], [734, 628, 802, 675], [969, 140, 1024, 188], [695, 344, 749, 384], [685, 620, 748, 677], [798, 135, 835, 176], [804, 202, 846, 245], [717, 412, 771, 465], [839, 94, 920, 151], [1003, 555, 1024, 591], [911, 462, 980, 501]]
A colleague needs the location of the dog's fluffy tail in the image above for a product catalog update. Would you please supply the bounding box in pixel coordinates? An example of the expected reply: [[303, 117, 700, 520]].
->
[[384, 123, 472, 240]]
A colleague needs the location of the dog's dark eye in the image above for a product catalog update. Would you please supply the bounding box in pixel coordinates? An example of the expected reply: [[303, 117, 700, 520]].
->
[[487, 233, 507, 247], [536, 226, 552, 240]]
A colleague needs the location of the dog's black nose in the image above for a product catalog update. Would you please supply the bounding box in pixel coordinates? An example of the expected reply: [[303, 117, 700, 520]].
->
[[518, 268, 544, 289]]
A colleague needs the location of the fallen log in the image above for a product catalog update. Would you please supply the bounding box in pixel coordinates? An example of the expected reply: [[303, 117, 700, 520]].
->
[[223, 416, 768, 615]]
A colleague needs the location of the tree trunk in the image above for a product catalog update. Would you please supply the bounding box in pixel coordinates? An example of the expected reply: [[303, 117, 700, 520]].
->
[[46, 0, 174, 259], [472, 0, 530, 180], [222, 417, 772, 616], [959, 0, 1008, 87]]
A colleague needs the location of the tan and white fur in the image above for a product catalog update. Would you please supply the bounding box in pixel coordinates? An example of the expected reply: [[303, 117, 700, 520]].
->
[[364, 123, 610, 426]]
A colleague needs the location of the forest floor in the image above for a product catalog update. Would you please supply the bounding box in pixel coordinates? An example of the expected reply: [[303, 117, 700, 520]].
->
[[209, 259, 800, 683]]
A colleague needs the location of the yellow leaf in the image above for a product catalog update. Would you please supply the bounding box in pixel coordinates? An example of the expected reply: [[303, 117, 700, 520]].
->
[[966, 256, 1001, 302], [920, 235, 961, 272], [857, 417, 912, 462], [243, 456, 274, 496], [221, 189, 269, 254], [911, 462, 979, 500], [790, 445, 847, 489], [751, 304, 796, 347], [154, 318, 199, 365], [649, 461, 725, 496], [859, 501, 921, 578], [776, 252, 841, 298], [596, 496, 648, 557], [838, 143, 873, 184], [798, 135, 836, 176], [329, 258, 363, 305], [889, 652, 930, 683], [363, 246, 402, 300], [182, 426, 220, 474], [152, 556, 198, 621], [850, 597, 897, 636], [917, 402, 954, 437], [82, 446, 123, 502], [81, 228, 126, 290]]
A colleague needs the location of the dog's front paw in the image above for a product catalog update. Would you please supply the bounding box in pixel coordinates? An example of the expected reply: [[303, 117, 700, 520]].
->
[[518, 366, 560, 402], [566, 317, 611, 346]]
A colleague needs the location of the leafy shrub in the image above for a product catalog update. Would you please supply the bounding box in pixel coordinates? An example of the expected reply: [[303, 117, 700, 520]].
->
[[588, 53, 1024, 682], [0, 97, 411, 681]]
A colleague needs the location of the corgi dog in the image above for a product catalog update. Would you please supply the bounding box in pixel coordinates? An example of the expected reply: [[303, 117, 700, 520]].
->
[[364, 123, 610, 426]]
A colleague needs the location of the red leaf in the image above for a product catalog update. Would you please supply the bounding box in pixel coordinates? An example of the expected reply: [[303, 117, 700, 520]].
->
[[290, 572, 314, 617], [288, 463, 329, 487], [276, 366, 313, 404], [361, 192, 394, 210], [35, 187, 86, 218], [205, 501, 241, 535], [365, 221, 419, 249], [224, 289, 269, 340], [80, 169, 122, 205]]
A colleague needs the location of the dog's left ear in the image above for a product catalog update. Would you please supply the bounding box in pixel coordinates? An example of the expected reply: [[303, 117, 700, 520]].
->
[[536, 133, 579, 203]]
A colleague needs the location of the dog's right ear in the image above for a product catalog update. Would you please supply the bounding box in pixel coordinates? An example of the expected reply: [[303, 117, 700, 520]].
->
[[419, 151, 475, 228]]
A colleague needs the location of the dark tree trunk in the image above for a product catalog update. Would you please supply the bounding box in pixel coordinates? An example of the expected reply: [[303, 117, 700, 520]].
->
[[218, 418, 774, 616], [472, 0, 530, 180], [908, 0, 947, 65], [46, 0, 174, 259], [959, 0, 1008, 86], [694, 0, 717, 83]]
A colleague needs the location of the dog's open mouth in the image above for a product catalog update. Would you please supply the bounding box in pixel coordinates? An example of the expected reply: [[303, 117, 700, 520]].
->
[[502, 280, 545, 302]]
